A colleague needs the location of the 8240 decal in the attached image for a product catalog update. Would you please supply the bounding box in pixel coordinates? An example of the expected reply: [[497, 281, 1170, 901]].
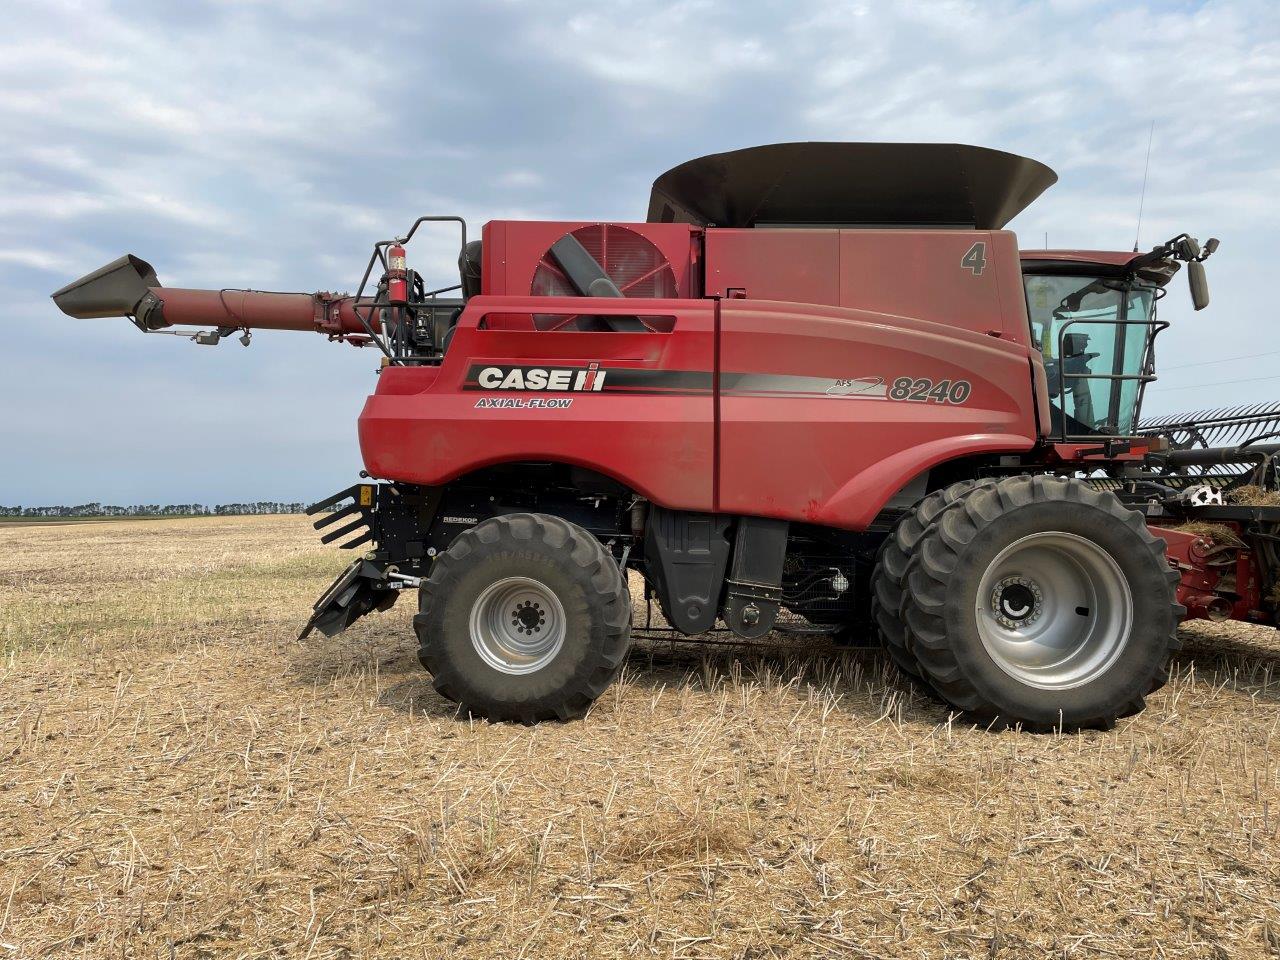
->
[[889, 377, 972, 404]]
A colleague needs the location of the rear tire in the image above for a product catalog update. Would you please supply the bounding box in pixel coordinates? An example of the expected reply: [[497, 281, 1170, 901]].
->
[[901, 475, 1182, 731], [414, 513, 631, 723]]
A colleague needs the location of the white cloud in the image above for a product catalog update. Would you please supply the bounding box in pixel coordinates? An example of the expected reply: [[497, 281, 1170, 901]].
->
[[551, 1, 778, 92], [496, 169, 544, 189]]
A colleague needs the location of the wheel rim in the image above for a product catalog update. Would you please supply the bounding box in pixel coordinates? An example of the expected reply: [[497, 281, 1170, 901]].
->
[[974, 532, 1132, 690], [469, 577, 567, 675]]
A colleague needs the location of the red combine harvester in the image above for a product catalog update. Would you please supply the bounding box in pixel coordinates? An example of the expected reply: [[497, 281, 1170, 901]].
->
[[52, 143, 1279, 730]]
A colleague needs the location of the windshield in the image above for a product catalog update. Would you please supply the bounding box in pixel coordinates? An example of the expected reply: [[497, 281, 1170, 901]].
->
[[1023, 275, 1157, 437]]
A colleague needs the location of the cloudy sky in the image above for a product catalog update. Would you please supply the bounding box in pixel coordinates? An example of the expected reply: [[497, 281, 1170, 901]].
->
[[3, 0, 1278, 506]]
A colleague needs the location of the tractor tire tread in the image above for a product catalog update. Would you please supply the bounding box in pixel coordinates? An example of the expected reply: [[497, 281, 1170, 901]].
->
[[870, 478, 998, 681], [416, 512, 631, 724], [901, 475, 1181, 732]]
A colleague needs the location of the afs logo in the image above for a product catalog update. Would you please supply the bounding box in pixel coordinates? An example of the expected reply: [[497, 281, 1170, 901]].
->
[[471, 363, 607, 392]]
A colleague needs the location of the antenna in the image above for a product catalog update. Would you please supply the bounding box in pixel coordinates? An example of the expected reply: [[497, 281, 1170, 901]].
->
[[1133, 119, 1155, 252]]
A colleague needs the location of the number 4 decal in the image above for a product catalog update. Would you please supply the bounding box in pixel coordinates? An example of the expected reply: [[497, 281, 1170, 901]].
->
[[962, 241, 987, 276]]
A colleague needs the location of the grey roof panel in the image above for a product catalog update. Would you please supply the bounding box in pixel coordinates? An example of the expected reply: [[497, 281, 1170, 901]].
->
[[647, 142, 1057, 229]]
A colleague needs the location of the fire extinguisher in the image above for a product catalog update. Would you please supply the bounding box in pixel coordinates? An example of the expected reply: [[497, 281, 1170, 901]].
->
[[386, 243, 408, 305]]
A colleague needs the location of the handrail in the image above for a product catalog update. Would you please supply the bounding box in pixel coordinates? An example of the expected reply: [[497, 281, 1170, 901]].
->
[[1052, 315, 1169, 440]]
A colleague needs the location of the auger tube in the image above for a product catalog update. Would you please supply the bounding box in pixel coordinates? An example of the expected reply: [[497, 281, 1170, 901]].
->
[[50, 253, 373, 336]]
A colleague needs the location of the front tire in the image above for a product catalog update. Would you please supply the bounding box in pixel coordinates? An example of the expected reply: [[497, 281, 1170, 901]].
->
[[871, 478, 997, 680], [902, 475, 1182, 731], [414, 513, 631, 723]]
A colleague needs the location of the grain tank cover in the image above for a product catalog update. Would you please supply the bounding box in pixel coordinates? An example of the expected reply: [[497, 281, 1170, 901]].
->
[[647, 142, 1057, 229]]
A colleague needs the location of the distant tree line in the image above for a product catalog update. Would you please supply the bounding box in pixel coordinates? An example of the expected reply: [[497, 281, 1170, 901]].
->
[[0, 502, 311, 518]]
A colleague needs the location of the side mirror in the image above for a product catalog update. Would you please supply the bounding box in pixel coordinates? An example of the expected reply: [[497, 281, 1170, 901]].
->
[[1188, 260, 1209, 311]]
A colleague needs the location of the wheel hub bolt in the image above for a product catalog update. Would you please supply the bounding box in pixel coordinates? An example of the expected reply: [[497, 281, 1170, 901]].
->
[[991, 577, 1043, 629], [512, 600, 545, 635]]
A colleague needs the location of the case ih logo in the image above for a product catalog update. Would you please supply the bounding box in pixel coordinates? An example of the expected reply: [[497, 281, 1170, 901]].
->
[[468, 363, 607, 392]]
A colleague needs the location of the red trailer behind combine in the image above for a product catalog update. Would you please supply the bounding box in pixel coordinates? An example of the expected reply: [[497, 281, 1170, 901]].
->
[[52, 142, 1278, 730]]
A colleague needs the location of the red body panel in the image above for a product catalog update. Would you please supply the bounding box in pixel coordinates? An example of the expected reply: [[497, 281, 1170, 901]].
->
[[705, 230, 841, 304], [358, 220, 1044, 531], [708, 230, 1029, 338], [717, 300, 1039, 528], [839, 231, 1027, 338], [360, 296, 716, 511]]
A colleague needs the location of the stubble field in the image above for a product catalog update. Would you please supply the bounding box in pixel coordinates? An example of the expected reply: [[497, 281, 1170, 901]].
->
[[1, 515, 1279, 958]]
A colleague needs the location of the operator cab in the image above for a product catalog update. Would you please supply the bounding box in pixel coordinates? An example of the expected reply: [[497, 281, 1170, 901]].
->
[[1020, 247, 1195, 439]]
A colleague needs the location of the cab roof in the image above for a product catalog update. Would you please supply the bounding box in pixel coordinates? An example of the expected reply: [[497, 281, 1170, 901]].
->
[[1019, 249, 1178, 284], [1021, 250, 1145, 269]]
